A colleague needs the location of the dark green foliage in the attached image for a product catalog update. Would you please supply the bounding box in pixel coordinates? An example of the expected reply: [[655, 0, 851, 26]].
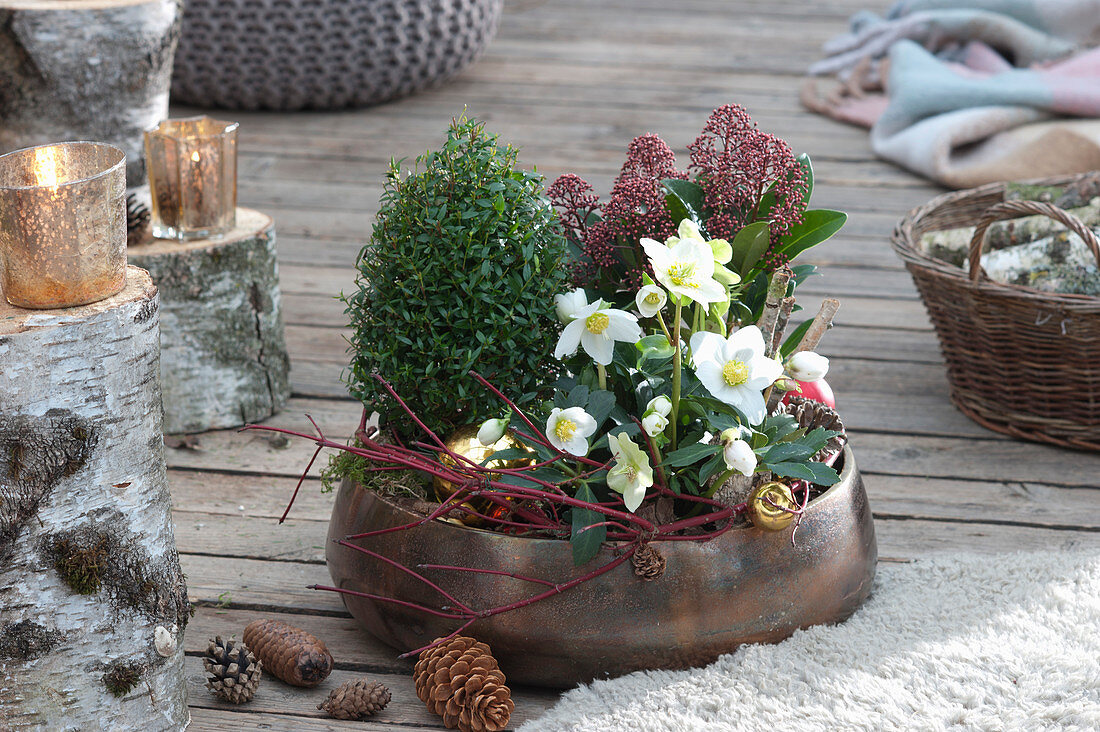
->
[[343, 117, 573, 439]]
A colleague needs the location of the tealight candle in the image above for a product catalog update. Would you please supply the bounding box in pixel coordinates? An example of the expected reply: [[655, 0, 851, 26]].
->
[[145, 116, 238, 240], [0, 141, 127, 309]]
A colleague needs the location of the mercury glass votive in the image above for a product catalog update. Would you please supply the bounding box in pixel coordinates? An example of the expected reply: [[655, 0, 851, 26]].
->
[[145, 116, 238, 240], [0, 142, 127, 309]]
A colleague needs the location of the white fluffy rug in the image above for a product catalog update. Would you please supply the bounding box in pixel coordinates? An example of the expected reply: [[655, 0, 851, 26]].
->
[[520, 552, 1100, 731]]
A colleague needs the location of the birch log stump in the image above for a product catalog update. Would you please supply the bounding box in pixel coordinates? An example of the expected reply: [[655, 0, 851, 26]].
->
[[0, 268, 189, 731], [0, 0, 182, 186], [129, 208, 291, 434]]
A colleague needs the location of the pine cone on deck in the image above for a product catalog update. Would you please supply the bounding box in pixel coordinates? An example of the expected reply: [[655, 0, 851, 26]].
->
[[778, 395, 847, 459], [203, 636, 262, 704], [318, 678, 391, 720], [631, 543, 666, 581], [126, 193, 151, 247], [414, 635, 514, 732], [242, 619, 333, 687]]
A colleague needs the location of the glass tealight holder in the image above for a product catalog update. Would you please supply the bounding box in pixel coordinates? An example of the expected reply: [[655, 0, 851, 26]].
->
[[145, 116, 238, 240], [0, 141, 127, 309]]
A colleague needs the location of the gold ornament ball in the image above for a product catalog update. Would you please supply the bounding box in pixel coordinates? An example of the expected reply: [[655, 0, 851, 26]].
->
[[433, 425, 534, 525], [747, 481, 798, 532]]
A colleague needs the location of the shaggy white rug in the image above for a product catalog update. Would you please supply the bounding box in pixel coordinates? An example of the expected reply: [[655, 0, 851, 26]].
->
[[520, 552, 1100, 731]]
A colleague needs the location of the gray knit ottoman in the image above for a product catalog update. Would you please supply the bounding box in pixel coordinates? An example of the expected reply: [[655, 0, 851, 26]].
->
[[171, 0, 504, 111]]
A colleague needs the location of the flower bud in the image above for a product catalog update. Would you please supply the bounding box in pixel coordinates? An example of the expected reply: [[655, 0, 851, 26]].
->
[[477, 418, 509, 447], [723, 439, 757, 477], [641, 412, 669, 437], [554, 288, 589, 324], [786, 351, 829, 382], [635, 285, 667, 317], [646, 395, 672, 417]]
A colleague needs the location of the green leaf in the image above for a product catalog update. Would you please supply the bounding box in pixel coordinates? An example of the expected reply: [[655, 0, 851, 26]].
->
[[769, 461, 840, 486], [777, 210, 846, 261], [762, 412, 799, 442], [566, 384, 590, 409], [661, 441, 721, 468], [635, 334, 675, 362], [729, 221, 772, 277], [662, 179, 706, 225], [570, 484, 607, 566], [586, 389, 617, 429], [698, 453, 725, 485], [779, 319, 814, 358]]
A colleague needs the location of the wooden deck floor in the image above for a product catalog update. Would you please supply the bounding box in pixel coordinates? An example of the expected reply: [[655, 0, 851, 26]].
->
[[174, 1, 1100, 729]]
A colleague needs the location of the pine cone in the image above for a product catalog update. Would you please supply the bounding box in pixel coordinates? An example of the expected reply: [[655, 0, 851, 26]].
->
[[778, 395, 847, 459], [126, 193, 151, 247], [631, 543, 665, 581], [318, 678, 391, 720], [242, 619, 333, 687], [203, 636, 262, 704], [414, 636, 514, 732]]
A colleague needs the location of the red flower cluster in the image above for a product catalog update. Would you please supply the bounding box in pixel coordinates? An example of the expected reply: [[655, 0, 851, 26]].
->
[[550, 105, 808, 291], [688, 104, 807, 267]]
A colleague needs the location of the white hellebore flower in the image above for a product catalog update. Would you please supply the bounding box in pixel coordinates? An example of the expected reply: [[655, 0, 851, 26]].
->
[[606, 433, 654, 512], [646, 395, 672, 417], [786, 351, 830, 382], [554, 301, 642, 366], [722, 438, 757, 477], [554, 288, 589, 324], [690, 326, 784, 424], [641, 236, 726, 306], [545, 407, 597, 457], [476, 418, 509, 447], [641, 412, 669, 437], [635, 284, 667, 318]]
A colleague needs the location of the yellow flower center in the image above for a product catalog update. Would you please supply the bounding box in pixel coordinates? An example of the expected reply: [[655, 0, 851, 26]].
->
[[722, 359, 750, 386], [667, 261, 699, 288], [555, 418, 577, 442], [644, 292, 662, 305], [585, 312, 610, 334]]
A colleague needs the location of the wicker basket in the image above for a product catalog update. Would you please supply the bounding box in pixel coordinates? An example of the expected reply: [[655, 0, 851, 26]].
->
[[892, 174, 1100, 451], [171, 0, 504, 111]]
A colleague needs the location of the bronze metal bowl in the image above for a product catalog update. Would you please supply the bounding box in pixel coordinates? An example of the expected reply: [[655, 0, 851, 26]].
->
[[326, 445, 876, 687]]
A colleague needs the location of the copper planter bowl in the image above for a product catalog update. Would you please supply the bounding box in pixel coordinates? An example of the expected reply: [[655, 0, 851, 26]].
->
[[326, 445, 876, 687]]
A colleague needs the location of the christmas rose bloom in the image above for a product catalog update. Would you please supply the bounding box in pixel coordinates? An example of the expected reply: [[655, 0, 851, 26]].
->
[[635, 284, 667, 318], [545, 407, 597, 457], [786, 351, 829, 382], [554, 288, 589, 324], [641, 412, 669, 437], [646, 395, 672, 417], [606, 432, 653, 512], [664, 219, 740, 286], [476, 418, 509, 447], [641, 235, 726, 306], [722, 438, 757, 477], [554, 300, 642, 366], [690, 326, 784, 424]]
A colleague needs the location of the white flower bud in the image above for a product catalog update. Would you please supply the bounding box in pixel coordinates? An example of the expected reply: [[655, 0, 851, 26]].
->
[[635, 284, 668, 317], [554, 288, 589, 323], [723, 439, 757, 477], [477, 418, 508, 447], [641, 412, 669, 437], [786, 351, 830, 382], [646, 395, 672, 417]]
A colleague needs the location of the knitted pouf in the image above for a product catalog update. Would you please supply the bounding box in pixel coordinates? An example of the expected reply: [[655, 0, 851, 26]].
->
[[171, 0, 504, 111]]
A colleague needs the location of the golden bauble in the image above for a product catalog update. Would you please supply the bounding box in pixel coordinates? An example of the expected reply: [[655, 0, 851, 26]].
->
[[747, 481, 798, 532], [433, 425, 534, 526]]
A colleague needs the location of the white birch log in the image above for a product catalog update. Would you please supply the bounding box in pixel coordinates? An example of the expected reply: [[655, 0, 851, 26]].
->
[[128, 209, 291, 434], [0, 0, 182, 186], [0, 267, 189, 731]]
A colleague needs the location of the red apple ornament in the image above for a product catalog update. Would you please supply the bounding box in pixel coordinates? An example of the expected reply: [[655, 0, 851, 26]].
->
[[782, 378, 835, 409]]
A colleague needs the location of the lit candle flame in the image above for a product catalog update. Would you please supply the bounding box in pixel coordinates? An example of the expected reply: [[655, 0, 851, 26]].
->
[[34, 146, 60, 187], [191, 151, 201, 163]]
